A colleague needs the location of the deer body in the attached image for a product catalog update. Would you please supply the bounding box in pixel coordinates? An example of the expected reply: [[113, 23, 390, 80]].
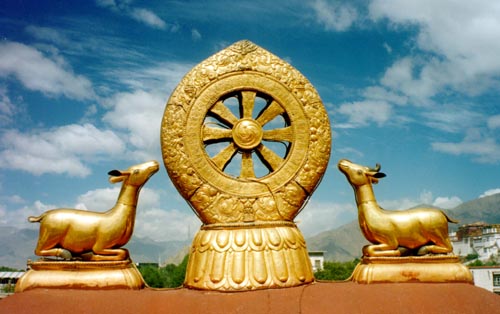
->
[[29, 160, 159, 261], [338, 159, 456, 257]]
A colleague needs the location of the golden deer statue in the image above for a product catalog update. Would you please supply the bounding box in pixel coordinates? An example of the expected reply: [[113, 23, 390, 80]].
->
[[338, 159, 457, 257], [28, 160, 159, 261]]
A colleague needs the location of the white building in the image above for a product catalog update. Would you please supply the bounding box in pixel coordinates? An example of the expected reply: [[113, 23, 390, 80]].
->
[[469, 266, 500, 295], [450, 222, 500, 261], [308, 251, 325, 272]]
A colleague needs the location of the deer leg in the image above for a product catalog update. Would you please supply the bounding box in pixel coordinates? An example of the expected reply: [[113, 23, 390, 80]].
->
[[34, 229, 73, 260], [363, 242, 400, 257], [35, 247, 72, 260], [418, 238, 453, 255], [87, 248, 129, 261]]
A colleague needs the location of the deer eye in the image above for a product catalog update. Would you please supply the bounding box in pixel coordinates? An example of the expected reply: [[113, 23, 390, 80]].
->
[[357, 170, 362, 175]]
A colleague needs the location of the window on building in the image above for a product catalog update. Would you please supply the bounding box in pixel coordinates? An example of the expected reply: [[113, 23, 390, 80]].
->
[[493, 274, 500, 287], [314, 259, 321, 271]]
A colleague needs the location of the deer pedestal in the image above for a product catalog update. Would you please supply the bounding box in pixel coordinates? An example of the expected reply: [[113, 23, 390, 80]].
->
[[351, 255, 473, 284], [15, 259, 145, 292]]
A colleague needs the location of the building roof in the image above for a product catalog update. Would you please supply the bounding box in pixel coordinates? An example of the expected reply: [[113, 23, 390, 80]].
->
[[0, 272, 24, 280]]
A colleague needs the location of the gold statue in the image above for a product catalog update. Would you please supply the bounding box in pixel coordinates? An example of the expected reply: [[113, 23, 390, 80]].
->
[[338, 159, 472, 283], [29, 160, 159, 261], [16, 161, 159, 292], [161, 40, 331, 291], [338, 159, 456, 257]]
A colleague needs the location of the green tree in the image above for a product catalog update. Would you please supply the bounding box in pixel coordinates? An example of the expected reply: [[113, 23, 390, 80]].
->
[[314, 258, 360, 281], [137, 255, 189, 288], [0, 266, 21, 272]]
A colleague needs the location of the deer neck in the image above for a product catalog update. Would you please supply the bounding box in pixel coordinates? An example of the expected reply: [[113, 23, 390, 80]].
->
[[111, 183, 141, 214], [353, 183, 378, 209]]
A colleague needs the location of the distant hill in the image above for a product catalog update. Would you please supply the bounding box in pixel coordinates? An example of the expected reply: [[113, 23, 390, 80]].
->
[[0, 227, 38, 270], [306, 193, 500, 261], [306, 220, 368, 261], [446, 193, 500, 228]]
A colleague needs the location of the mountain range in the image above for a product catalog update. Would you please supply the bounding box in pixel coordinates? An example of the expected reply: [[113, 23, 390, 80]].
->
[[1, 193, 499, 269], [305, 193, 500, 261]]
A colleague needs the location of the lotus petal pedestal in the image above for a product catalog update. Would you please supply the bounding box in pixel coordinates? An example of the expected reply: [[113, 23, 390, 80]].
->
[[184, 222, 314, 291], [351, 255, 473, 284], [15, 259, 145, 292]]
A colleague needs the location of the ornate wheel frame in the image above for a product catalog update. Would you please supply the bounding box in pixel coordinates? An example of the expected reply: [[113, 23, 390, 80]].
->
[[161, 40, 331, 225]]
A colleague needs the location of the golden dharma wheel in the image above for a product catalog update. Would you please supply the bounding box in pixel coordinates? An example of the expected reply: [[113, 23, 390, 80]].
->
[[161, 40, 331, 290], [161, 40, 331, 225]]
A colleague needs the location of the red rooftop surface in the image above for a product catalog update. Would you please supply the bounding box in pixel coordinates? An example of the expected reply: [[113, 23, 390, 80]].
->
[[1, 282, 499, 314]]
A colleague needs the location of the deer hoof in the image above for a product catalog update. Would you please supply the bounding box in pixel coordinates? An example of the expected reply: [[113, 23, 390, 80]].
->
[[59, 249, 73, 260]]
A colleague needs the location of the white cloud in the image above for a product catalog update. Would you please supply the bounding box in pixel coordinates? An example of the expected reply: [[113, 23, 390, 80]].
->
[[382, 42, 392, 54], [109, 61, 191, 93], [0, 124, 125, 177], [488, 115, 500, 130], [479, 188, 500, 198], [0, 87, 17, 126], [0, 200, 58, 228], [296, 200, 357, 237], [362, 86, 407, 106], [421, 106, 484, 133], [25, 25, 73, 48], [336, 100, 392, 128], [135, 207, 199, 242], [310, 0, 358, 31], [432, 196, 462, 209], [131, 8, 166, 30], [370, 1, 500, 99], [102, 90, 165, 160], [191, 29, 202, 41], [432, 129, 500, 164], [101, 62, 191, 160], [0, 41, 94, 100], [97, 0, 168, 30]]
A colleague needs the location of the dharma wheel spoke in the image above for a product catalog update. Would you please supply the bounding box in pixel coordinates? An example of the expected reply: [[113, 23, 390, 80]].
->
[[240, 152, 255, 178], [211, 142, 238, 170], [209, 100, 239, 126], [256, 100, 285, 126], [262, 127, 293, 143], [205, 89, 293, 178], [203, 126, 233, 143], [240, 91, 256, 119], [256, 144, 284, 172]]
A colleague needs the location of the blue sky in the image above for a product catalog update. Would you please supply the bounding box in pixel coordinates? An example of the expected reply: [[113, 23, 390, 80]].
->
[[0, 0, 499, 241]]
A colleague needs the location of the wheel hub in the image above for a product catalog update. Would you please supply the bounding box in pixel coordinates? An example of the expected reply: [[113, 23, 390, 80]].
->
[[232, 119, 263, 150]]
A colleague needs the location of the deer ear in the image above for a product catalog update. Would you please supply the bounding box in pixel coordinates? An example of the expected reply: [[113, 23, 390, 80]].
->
[[108, 170, 122, 176], [373, 172, 386, 178]]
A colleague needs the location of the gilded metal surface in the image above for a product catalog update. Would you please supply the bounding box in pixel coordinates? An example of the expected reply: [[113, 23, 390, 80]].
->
[[29, 161, 159, 261], [351, 256, 473, 283], [15, 259, 145, 292], [161, 40, 330, 290], [185, 223, 313, 291], [161, 40, 331, 224], [338, 159, 456, 257]]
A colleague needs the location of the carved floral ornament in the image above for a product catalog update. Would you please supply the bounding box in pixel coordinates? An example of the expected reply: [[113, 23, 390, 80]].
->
[[161, 40, 331, 225]]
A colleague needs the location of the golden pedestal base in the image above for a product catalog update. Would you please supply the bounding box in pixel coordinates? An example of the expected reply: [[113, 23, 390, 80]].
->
[[351, 255, 473, 284], [15, 259, 145, 292], [184, 222, 314, 291]]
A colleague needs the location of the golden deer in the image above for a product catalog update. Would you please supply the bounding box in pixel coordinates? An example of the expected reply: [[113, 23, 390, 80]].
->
[[28, 160, 159, 261], [338, 159, 457, 257]]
